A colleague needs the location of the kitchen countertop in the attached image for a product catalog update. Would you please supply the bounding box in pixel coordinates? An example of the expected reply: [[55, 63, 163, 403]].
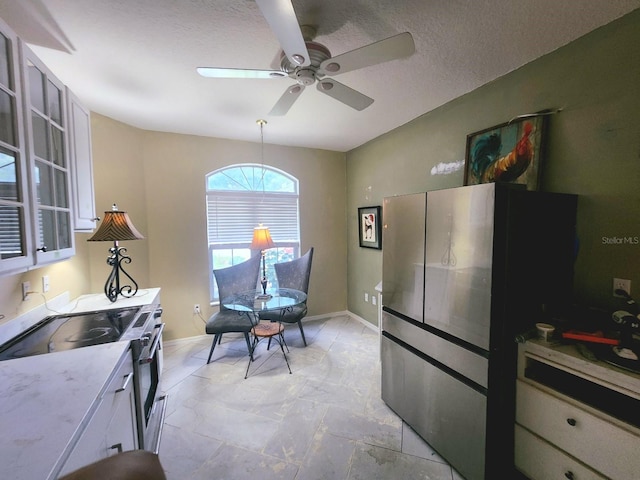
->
[[0, 288, 161, 345], [0, 288, 161, 480], [0, 342, 130, 480], [520, 338, 640, 397], [62, 288, 161, 314]]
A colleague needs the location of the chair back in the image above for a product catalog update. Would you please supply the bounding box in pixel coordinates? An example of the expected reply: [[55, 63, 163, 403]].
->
[[274, 247, 314, 294], [214, 254, 261, 310]]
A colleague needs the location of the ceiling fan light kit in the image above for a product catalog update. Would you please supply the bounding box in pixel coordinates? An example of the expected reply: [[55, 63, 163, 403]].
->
[[197, 0, 415, 116]]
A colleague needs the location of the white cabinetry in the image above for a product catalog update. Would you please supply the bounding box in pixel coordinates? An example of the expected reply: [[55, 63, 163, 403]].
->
[[0, 17, 34, 274], [66, 88, 97, 231], [20, 41, 75, 264], [59, 350, 138, 476], [515, 340, 640, 480], [0, 15, 95, 275]]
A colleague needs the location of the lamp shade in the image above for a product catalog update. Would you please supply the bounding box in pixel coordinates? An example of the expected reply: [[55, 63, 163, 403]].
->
[[88, 204, 144, 242], [250, 224, 274, 250]]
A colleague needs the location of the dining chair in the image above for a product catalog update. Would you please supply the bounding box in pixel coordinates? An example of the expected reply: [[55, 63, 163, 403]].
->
[[259, 247, 314, 346], [205, 253, 261, 364]]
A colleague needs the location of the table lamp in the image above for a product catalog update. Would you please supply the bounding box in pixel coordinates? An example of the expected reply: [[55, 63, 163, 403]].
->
[[88, 204, 144, 302], [251, 224, 274, 297]]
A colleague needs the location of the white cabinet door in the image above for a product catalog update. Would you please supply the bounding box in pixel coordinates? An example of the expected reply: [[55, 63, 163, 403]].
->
[[0, 17, 34, 275], [66, 88, 97, 231], [59, 352, 137, 476], [19, 41, 75, 264]]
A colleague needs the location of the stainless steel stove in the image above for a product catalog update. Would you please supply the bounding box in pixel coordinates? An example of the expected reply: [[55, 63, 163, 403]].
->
[[0, 302, 167, 453]]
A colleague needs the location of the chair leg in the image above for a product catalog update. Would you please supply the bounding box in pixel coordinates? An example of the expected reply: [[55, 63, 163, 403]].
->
[[280, 330, 290, 353], [297, 320, 307, 346], [207, 333, 221, 364], [244, 332, 254, 361], [244, 334, 258, 380], [278, 331, 292, 374]]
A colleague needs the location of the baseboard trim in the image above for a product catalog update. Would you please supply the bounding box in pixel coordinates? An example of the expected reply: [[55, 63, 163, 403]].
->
[[344, 311, 379, 332], [304, 310, 378, 332]]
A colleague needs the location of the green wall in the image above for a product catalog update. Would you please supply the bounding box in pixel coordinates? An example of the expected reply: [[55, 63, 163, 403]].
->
[[347, 9, 640, 325]]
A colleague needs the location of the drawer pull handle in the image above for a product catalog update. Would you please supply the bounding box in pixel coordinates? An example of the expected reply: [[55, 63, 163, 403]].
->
[[566, 418, 577, 426], [564, 471, 574, 480], [116, 372, 133, 393], [109, 443, 123, 453]]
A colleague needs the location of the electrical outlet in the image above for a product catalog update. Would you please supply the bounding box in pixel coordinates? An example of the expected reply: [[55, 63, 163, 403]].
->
[[371, 295, 377, 306], [22, 281, 31, 301], [193, 304, 201, 314], [364, 292, 369, 303], [613, 278, 631, 297], [42, 275, 50, 293]]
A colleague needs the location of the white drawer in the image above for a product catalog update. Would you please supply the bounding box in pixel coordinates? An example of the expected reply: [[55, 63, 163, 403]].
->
[[515, 424, 605, 480], [516, 380, 640, 480], [60, 352, 136, 475]]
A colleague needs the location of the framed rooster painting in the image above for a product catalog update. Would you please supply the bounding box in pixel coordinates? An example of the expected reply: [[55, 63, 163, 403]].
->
[[464, 115, 548, 190]]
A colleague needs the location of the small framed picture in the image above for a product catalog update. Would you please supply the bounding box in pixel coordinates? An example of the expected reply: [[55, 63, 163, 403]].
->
[[464, 115, 548, 190], [358, 206, 382, 250]]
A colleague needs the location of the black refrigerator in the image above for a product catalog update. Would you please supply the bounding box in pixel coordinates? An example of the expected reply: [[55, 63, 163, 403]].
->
[[381, 183, 577, 480]]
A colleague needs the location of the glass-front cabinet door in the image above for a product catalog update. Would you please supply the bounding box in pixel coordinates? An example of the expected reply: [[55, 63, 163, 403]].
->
[[0, 18, 33, 273], [20, 42, 74, 264]]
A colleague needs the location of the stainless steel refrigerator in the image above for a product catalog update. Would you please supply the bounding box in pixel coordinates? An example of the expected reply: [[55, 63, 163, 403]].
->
[[381, 183, 577, 480]]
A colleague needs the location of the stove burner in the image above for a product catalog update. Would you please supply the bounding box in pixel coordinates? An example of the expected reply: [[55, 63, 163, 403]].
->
[[0, 306, 142, 361], [65, 327, 114, 344]]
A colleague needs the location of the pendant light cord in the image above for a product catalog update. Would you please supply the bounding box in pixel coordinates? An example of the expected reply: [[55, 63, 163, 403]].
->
[[257, 119, 267, 193]]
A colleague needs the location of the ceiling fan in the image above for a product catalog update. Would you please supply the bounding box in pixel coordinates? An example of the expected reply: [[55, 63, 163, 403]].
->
[[197, 0, 415, 116]]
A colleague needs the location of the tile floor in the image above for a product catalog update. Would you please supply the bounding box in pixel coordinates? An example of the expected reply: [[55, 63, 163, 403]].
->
[[158, 314, 464, 480]]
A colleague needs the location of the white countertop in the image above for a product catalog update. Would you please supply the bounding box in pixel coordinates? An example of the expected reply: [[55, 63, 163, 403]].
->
[[520, 339, 640, 397], [62, 288, 161, 314], [0, 342, 130, 480], [0, 288, 161, 480]]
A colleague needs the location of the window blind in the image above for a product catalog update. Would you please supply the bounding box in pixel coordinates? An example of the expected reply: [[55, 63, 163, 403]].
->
[[207, 191, 299, 245]]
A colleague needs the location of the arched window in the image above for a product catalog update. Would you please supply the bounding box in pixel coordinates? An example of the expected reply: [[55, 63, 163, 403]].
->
[[206, 164, 300, 301]]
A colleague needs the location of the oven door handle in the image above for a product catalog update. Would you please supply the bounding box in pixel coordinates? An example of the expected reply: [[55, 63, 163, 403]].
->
[[139, 323, 164, 364]]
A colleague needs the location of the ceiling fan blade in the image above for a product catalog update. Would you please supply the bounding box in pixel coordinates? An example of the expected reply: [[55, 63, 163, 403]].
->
[[269, 84, 306, 116], [316, 79, 374, 111], [319, 32, 415, 76], [197, 67, 286, 79], [255, 0, 310, 67]]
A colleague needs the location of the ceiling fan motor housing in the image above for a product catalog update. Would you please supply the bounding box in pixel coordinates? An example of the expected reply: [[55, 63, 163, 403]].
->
[[281, 41, 331, 85]]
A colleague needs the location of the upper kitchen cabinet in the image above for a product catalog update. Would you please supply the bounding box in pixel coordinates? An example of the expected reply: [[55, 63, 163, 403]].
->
[[0, 18, 34, 274], [67, 88, 97, 231], [20, 41, 75, 265]]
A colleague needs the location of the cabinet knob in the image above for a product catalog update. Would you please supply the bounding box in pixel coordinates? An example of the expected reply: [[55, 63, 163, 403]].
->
[[566, 418, 577, 426], [564, 471, 574, 480]]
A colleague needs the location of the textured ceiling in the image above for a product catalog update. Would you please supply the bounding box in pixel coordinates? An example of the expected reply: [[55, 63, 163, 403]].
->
[[1, 0, 639, 152]]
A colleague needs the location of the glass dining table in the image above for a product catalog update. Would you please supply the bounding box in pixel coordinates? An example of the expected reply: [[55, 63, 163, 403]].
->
[[221, 288, 307, 317], [221, 288, 307, 378]]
